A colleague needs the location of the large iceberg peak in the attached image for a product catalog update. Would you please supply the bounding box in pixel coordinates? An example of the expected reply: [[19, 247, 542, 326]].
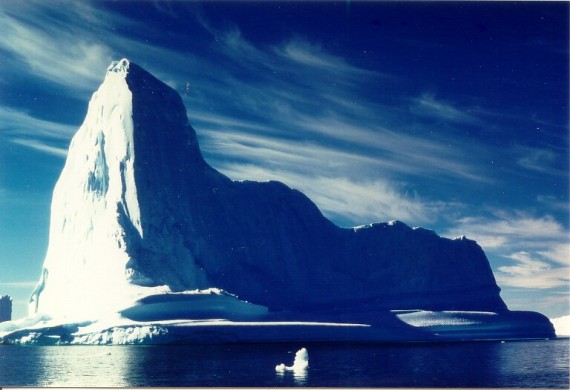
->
[[28, 58, 219, 320]]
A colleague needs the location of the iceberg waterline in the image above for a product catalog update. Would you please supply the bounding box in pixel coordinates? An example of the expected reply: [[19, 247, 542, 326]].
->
[[0, 59, 555, 344]]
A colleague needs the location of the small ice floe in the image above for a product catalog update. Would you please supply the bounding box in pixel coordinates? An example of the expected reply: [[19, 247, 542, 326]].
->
[[275, 348, 309, 373]]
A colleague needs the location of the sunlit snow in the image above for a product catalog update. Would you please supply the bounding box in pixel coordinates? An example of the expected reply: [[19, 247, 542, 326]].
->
[[28, 58, 143, 321]]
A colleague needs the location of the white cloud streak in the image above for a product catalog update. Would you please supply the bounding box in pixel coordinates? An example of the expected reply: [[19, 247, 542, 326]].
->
[[0, 1, 200, 95], [276, 38, 379, 80], [445, 211, 569, 290], [410, 93, 480, 124], [538, 243, 570, 266], [10, 138, 67, 158], [0, 107, 76, 140], [497, 263, 569, 289], [498, 251, 551, 277], [0, 281, 37, 288], [448, 211, 568, 250], [0, 107, 75, 157], [175, 22, 501, 226], [286, 113, 489, 182], [514, 145, 566, 176], [0, 2, 115, 91], [196, 121, 463, 225], [219, 163, 443, 226]]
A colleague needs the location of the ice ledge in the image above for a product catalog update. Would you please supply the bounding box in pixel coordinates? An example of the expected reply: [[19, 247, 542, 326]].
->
[[0, 309, 555, 345], [107, 58, 130, 76]]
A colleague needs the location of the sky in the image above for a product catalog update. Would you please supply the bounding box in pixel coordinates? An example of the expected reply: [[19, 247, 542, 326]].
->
[[0, 0, 568, 321]]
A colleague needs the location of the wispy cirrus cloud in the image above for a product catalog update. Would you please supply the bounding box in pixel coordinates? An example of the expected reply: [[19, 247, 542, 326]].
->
[[219, 27, 269, 65], [0, 107, 74, 157], [179, 22, 514, 229], [285, 112, 489, 182], [445, 211, 569, 290], [290, 176, 449, 226], [182, 32, 490, 187], [514, 145, 566, 176], [538, 243, 570, 266], [10, 138, 67, 158], [0, 107, 76, 140], [0, 2, 117, 91], [0, 281, 37, 288], [497, 251, 569, 289], [499, 251, 552, 276], [447, 211, 567, 249], [410, 93, 480, 124], [195, 117, 463, 225], [217, 163, 444, 226], [275, 38, 378, 80], [537, 195, 569, 212], [0, 1, 198, 95]]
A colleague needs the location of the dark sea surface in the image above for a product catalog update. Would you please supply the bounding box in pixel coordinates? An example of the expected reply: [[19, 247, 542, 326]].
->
[[1, 338, 568, 388]]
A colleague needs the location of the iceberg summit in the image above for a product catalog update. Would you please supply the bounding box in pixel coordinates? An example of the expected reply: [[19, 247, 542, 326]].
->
[[0, 59, 554, 344]]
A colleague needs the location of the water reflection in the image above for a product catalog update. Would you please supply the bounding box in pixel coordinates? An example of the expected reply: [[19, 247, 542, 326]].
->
[[494, 339, 570, 388], [2, 339, 567, 387], [125, 344, 294, 387], [275, 366, 309, 386], [292, 367, 309, 385], [34, 346, 132, 387], [294, 341, 505, 387]]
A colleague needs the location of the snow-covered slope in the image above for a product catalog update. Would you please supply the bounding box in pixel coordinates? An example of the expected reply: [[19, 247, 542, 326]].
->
[[28, 60, 145, 321], [5, 59, 554, 343]]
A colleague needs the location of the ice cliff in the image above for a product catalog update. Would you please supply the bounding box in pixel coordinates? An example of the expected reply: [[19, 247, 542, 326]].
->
[[2, 59, 554, 344]]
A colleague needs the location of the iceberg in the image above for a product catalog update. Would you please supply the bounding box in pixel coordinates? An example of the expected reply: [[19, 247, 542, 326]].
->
[[276, 348, 309, 372], [0, 59, 555, 344], [551, 315, 570, 337]]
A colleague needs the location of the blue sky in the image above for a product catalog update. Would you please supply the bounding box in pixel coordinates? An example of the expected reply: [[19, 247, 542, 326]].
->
[[0, 1, 568, 321]]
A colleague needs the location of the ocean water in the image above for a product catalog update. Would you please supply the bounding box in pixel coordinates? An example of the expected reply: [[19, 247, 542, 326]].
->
[[1, 338, 568, 387]]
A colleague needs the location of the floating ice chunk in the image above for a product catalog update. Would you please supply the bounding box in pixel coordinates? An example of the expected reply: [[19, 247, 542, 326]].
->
[[275, 348, 309, 372], [551, 314, 570, 336]]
